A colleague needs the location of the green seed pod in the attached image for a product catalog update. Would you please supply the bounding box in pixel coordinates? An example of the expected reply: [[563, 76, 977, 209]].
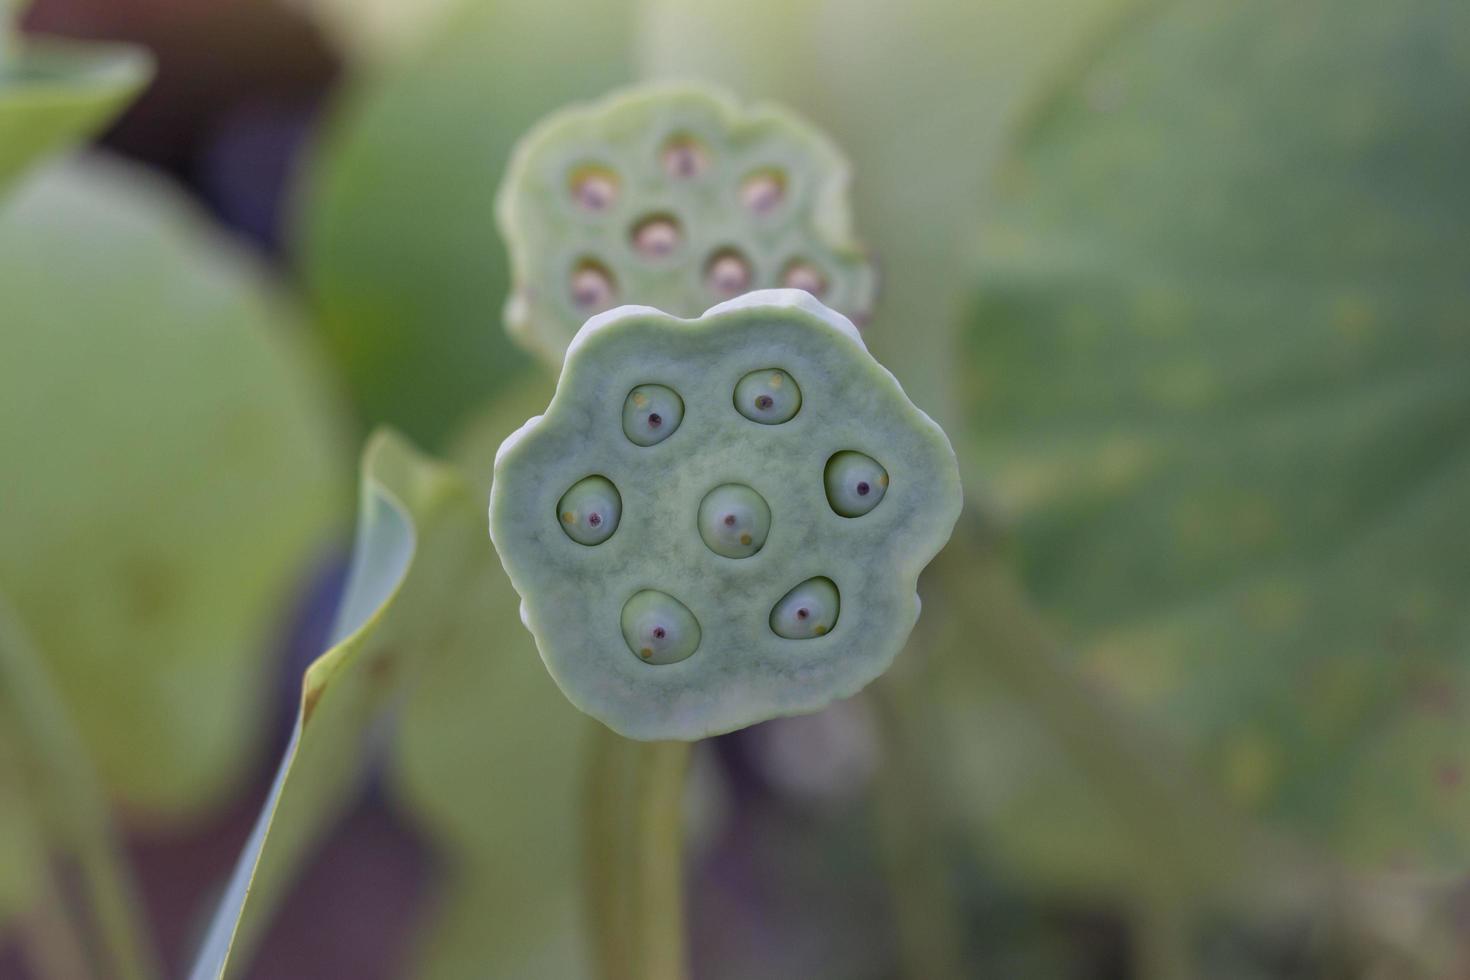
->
[[490, 291, 961, 740], [769, 577, 840, 639], [556, 474, 621, 546], [622, 383, 684, 447], [824, 450, 889, 517], [734, 368, 801, 425], [620, 589, 701, 665], [497, 83, 877, 366], [698, 484, 771, 558]]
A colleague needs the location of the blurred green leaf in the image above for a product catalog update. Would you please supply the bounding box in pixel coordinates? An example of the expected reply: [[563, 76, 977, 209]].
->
[[963, 0, 1470, 872], [191, 431, 454, 979], [0, 13, 152, 197], [0, 159, 349, 821], [637, 0, 1132, 427], [298, 0, 636, 447], [0, 596, 159, 980]]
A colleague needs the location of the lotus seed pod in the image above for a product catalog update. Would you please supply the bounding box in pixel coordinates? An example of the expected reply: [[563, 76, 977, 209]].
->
[[621, 590, 702, 665], [770, 577, 840, 639], [698, 484, 771, 558], [496, 84, 877, 366], [489, 290, 962, 740], [734, 368, 801, 425], [556, 475, 621, 546], [824, 451, 889, 517], [622, 383, 684, 447]]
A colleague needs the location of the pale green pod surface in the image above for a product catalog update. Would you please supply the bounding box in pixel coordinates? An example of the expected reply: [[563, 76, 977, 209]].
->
[[489, 290, 961, 740], [496, 83, 877, 366]]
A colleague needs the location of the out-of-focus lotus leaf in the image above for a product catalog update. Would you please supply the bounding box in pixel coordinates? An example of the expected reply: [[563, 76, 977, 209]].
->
[[963, 0, 1470, 873], [637, 0, 1128, 427], [299, 0, 635, 447], [0, 159, 348, 821], [0, 1, 152, 197]]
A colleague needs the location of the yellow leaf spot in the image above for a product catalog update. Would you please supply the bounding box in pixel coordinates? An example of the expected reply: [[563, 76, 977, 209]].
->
[[813, 625, 828, 636], [562, 511, 575, 523], [739, 533, 752, 545], [639, 647, 653, 659]]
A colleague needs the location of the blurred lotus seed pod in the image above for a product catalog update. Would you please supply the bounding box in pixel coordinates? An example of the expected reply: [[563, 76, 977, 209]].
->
[[489, 290, 960, 740], [496, 84, 877, 366]]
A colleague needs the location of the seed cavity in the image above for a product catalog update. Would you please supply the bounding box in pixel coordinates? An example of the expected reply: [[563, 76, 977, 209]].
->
[[622, 384, 684, 446], [735, 368, 801, 424], [825, 451, 889, 518], [705, 248, 752, 298], [570, 259, 616, 311], [621, 590, 701, 664], [698, 484, 771, 559], [740, 169, 786, 215], [556, 475, 622, 545], [781, 260, 827, 298], [770, 577, 840, 639], [631, 213, 682, 258], [569, 164, 619, 212], [661, 134, 709, 179]]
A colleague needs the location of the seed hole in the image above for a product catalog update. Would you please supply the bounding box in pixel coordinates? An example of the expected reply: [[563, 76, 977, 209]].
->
[[569, 164, 619, 212], [740, 169, 786, 215], [623, 384, 684, 446], [705, 248, 752, 298], [825, 451, 889, 518], [661, 134, 709, 179], [698, 484, 771, 559], [735, 368, 801, 424], [631, 213, 682, 258], [771, 578, 840, 639], [622, 590, 701, 665], [781, 260, 828, 298], [570, 259, 616, 312], [556, 475, 622, 546]]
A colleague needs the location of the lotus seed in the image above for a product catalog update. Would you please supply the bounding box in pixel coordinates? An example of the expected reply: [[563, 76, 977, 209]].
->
[[770, 577, 840, 639], [661, 134, 709, 179], [735, 368, 801, 424], [621, 590, 701, 664], [740, 169, 786, 215], [698, 484, 771, 558], [570, 260, 616, 311], [705, 249, 752, 298], [632, 214, 682, 258], [782, 260, 827, 298], [556, 475, 622, 546], [824, 451, 889, 518], [622, 384, 684, 446], [570, 165, 619, 212]]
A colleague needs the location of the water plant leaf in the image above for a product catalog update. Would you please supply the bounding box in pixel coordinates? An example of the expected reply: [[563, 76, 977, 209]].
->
[[190, 431, 454, 979], [0, 158, 349, 821], [963, 0, 1470, 873], [0, 4, 152, 196], [298, 0, 635, 447]]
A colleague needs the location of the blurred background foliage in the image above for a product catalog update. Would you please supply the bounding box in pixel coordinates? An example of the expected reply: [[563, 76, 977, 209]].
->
[[0, 0, 1466, 978]]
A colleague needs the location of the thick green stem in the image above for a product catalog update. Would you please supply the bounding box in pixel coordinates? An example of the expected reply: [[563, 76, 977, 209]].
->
[[583, 731, 690, 980]]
